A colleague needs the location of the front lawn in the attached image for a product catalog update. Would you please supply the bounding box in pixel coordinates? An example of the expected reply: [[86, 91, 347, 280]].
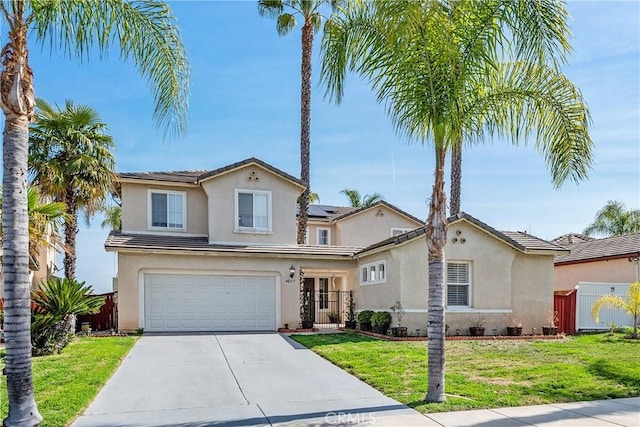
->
[[0, 336, 137, 426], [291, 332, 640, 414]]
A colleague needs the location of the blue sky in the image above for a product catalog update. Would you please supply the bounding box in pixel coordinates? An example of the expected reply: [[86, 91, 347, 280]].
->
[[12, 1, 640, 294]]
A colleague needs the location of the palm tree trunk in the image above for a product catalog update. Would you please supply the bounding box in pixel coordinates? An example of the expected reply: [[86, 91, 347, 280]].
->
[[425, 145, 448, 403], [63, 196, 78, 279], [297, 19, 313, 245], [1, 15, 43, 426], [449, 139, 462, 216]]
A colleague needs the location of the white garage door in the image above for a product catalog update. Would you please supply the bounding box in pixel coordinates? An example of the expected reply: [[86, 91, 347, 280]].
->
[[144, 274, 276, 332]]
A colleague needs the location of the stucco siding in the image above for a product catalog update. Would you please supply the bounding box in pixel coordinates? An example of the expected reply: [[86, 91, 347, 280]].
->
[[335, 206, 421, 246], [511, 253, 554, 332], [117, 252, 300, 331], [554, 258, 637, 291], [306, 223, 336, 246], [201, 166, 300, 244], [121, 183, 208, 236]]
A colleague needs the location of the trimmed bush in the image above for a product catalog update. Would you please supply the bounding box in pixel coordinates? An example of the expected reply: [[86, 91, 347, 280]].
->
[[371, 311, 392, 335], [357, 310, 374, 331]]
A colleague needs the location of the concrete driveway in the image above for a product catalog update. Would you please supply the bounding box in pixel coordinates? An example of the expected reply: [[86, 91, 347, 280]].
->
[[72, 333, 430, 426]]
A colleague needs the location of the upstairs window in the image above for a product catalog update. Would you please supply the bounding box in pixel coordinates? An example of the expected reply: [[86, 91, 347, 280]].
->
[[317, 228, 331, 245], [149, 190, 185, 230], [235, 189, 271, 232], [447, 262, 471, 307], [391, 227, 413, 237]]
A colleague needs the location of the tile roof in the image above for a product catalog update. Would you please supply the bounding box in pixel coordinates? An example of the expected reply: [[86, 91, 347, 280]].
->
[[118, 157, 305, 188], [357, 212, 567, 256], [306, 204, 356, 221], [330, 201, 424, 225], [551, 233, 596, 247], [554, 233, 640, 264], [105, 232, 361, 258]]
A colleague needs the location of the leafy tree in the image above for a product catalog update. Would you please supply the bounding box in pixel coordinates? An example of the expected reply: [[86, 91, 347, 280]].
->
[[583, 200, 640, 237], [340, 188, 384, 208], [0, 1, 189, 425], [321, 0, 592, 402], [592, 282, 640, 339], [258, 0, 340, 245], [29, 98, 116, 280], [100, 204, 123, 231]]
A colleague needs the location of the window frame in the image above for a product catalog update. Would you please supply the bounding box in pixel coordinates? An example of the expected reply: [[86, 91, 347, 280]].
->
[[318, 277, 329, 310], [390, 227, 414, 237], [446, 261, 472, 308], [147, 189, 186, 231], [234, 189, 272, 233], [317, 227, 331, 245], [359, 259, 387, 285]]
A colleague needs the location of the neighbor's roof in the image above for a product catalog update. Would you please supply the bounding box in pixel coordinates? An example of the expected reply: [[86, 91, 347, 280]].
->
[[118, 157, 305, 189], [551, 233, 597, 247], [357, 212, 567, 256], [554, 233, 640, 265], [105, 232, 361, 259]]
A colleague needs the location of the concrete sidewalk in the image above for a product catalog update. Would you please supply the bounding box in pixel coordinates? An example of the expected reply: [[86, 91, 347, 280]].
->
[[72, 333, 639, 426], [423, 397, 639, 427]]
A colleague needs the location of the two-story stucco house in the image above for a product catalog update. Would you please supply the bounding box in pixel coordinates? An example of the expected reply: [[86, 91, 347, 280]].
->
[[106, 157, 566, 335]]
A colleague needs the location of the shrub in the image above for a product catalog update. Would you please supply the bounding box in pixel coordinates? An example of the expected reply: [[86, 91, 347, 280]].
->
[[31, 277, 105, 356], [371, 311, 392, 327], [357, 310, 374, 325]]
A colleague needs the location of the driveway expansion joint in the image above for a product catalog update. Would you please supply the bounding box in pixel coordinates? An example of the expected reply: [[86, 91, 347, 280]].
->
[[215, 334, 250, 406]]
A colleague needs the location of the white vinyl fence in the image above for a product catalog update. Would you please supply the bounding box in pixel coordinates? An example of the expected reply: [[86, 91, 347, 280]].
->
[[576, 282, 634, 330]]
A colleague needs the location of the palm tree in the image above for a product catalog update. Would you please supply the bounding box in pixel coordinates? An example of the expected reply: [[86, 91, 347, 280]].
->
[[258, 0, 340, 245], [583, 200, 640, 237], [592, 282, 640, 339], [340, 188, 384, 208], [29, 99, 116, 280], [321, 0, 592, 402], [0, 186, 68, 263], [0, 2, 189, 424], [101, 205, 122, 231]]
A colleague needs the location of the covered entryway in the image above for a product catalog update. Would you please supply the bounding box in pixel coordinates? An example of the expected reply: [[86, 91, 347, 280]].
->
[[144, 274, 276, 332]]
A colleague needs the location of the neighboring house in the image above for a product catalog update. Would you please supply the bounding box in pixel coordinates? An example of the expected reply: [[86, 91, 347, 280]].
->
[[553, 233, 640, 291], [0, 236, 57, 300], [354, 213, 568, 334], [106, 157, 565, 334]]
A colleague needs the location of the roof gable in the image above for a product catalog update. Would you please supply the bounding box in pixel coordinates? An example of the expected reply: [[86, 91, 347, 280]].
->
[[330, 201, 424, 225], [117, 157, 305, 189], [357, 212, 567, 256]]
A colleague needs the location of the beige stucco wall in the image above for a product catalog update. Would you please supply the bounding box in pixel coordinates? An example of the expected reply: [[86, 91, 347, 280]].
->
[[306, 222, 336, 246], [201, 166, 301, 244], [335, 206, 422, 247], [116, 251, 353, 331], [121, 183, 208, 236], [554, 258, 638, 291], [350, 220, 555, 335]]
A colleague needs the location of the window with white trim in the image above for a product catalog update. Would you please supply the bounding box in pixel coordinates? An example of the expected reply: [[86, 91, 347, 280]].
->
[[317, 228, 331, 245], [391, 227, 413, 237], [447, 262, 471, 307], [318, 277, 329, 309], [148, 190, 185, 230], [235, 189, 271, 232], [360, 260, 387, 285]]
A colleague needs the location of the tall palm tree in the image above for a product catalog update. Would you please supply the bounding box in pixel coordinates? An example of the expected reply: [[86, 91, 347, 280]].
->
[[29, 99, 116, 280], [0, 2, 189, 425], [321, 0, 592, 402], [258, 0, 340, 245], [340, 188, 384, 208], [592, 281, 640, 339], [583, 200, 640, 237]]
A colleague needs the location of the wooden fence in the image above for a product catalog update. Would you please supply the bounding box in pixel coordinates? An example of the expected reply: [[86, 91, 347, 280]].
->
[[554, 289, 577, 335], [77, 292, 117, 332]]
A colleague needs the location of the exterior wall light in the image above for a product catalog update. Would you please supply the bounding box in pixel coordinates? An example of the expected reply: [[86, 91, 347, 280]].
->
[[289, 265, 295, 278]]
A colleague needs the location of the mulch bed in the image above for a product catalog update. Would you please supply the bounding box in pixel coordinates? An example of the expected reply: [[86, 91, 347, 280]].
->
[[339, 328, 565, 341]]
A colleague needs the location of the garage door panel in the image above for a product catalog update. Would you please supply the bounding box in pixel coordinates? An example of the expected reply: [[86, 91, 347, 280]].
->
[[144, 274, 276, 332]]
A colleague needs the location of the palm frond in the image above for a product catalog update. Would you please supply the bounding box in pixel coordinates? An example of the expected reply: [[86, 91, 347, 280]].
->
[[31, 0, 190, 140]]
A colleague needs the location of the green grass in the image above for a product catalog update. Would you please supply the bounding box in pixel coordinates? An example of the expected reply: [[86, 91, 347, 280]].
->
[[291, 332, 640, 414], [0, 336, 137, 426]]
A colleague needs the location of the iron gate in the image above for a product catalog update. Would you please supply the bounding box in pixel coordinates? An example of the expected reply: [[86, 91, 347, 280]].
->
[[301, 289, 350, 328]]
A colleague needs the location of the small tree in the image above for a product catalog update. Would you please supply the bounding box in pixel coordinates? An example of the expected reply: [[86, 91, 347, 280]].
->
[[390, 301, 405, 327], [592, 282, 640, 339]]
